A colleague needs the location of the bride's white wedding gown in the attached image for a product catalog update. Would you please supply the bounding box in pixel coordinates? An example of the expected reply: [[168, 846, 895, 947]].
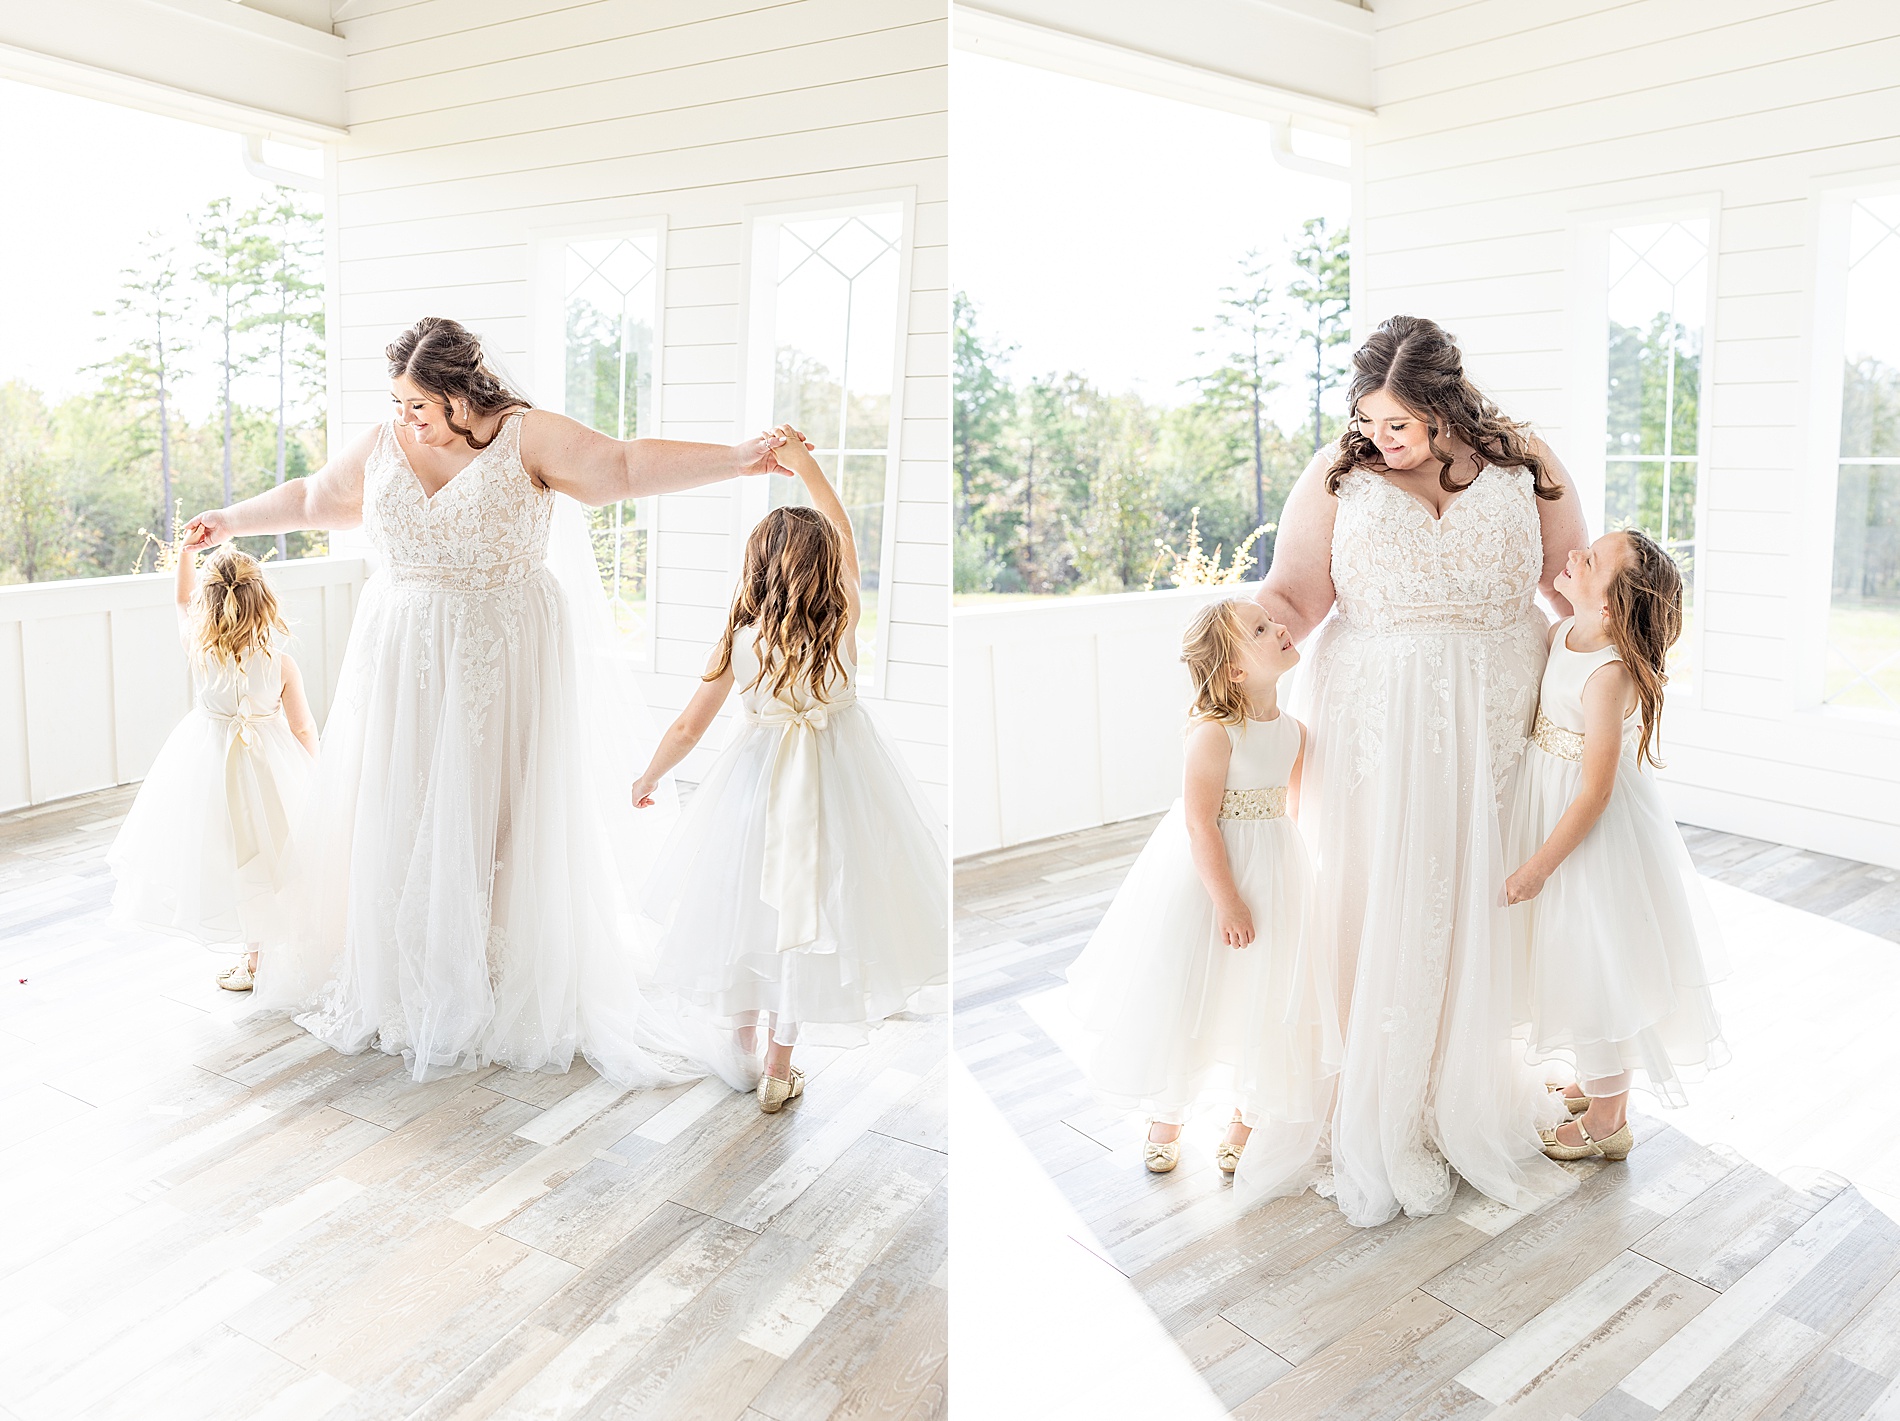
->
[[1236, 464, 1575, 1226], [253, 412, 696, 1086]]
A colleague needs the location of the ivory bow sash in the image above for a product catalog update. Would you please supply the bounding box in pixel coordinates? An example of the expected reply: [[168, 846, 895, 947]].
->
[[206, 697, 290, 883], [748, 690, 855, 952]]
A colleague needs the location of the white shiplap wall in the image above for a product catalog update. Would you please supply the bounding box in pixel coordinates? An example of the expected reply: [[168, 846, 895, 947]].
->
[[328, 0, 949, 810], [1359, 0, 1900, 869]]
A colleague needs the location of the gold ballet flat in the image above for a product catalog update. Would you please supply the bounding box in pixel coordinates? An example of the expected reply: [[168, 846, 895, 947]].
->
[[1540, 1116, 1633, 1162], [757, 1066, 804, 1114], [1144, 1139, 1180, 1173], [1215, 1140, 1245, 1174], [218, 963, 254, 992]]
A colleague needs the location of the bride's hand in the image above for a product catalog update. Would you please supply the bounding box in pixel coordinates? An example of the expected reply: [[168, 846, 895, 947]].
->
[[631, 775, 660, 809], [184, 509, 234, 547], [1219, 901, 1255, 949], [1504, 863, 1547, 904]]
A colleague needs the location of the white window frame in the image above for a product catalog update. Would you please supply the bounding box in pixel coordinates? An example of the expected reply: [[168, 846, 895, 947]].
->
[[1797, 167, 1900, 725], [529, 214, 667, 671], [1566, 193, 1720, 706], [737, 188, 917, 699]]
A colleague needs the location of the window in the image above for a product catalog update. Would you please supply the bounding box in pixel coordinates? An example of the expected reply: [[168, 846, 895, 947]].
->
[[1603, 218, 1708, 687], [562, 233, 659, 662], [1827, 194, 1900, 715], [750, 203, 907, 688]]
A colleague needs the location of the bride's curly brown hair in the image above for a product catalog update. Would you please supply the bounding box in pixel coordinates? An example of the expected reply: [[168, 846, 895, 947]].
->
[[1327, 315, 1565, 502], [385, 316, 531, 450], [707, 507, 852, 704]]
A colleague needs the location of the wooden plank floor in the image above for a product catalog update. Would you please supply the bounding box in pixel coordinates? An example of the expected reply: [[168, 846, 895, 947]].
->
[[0, 786, 946, 1421], [956, 814, 1900, 1420]]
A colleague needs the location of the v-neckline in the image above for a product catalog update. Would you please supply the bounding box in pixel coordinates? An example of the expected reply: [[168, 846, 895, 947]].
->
[[391, 417, 505, 505], [1384, 464, 1485, 524]]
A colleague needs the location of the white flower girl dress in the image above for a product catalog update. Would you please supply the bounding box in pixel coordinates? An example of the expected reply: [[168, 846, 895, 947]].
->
[[109, 645, 315, 947], [1505, 619, 1727, 1103], [1066, 712, 1338, 1129]]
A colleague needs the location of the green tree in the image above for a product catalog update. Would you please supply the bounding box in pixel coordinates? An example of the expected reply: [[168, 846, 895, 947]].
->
[[242, 194, 325, 559], [195, 196, 270, 509], [93, 233, 190, 533], [954, 292, 1017, 534], [1287, 216, 1352, 453], [1194, 250, 1284, 575], [0, 383, 76, 583]]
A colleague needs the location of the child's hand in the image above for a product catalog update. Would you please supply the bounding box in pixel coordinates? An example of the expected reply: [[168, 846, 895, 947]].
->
[[1219, 899, 1255, 949], [1505, 861, 1548, 904], [630, 775, 659, 809], [770, 424, 821, 478]]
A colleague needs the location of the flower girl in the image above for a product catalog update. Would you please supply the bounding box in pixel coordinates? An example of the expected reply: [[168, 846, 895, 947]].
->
[[1066, 598, 1337, 1175], [1505, 529, 1725, 1161], [108, 537, 319, 990], [632, 426, 947, 1111]]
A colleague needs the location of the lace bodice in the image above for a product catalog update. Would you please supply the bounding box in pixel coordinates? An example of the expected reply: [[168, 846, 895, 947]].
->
[[363, 413, 553, 590], [1331, 466, 1543, 634]]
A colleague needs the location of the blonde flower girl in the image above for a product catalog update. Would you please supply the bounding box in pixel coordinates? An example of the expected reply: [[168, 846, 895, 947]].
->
[[631, 426, 947, 1111], [108, 538, 320, 990], [1505, 528, 1726, 1161], [1066, 598, 1338, 1175]]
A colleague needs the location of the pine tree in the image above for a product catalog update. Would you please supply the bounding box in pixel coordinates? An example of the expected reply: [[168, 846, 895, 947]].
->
[[1194, 250, 1284, 576], [92, 233, 191, 534], [196, 197, 270, 510], [240, 195, 325, 558], [1287, 216, 1352, 454]]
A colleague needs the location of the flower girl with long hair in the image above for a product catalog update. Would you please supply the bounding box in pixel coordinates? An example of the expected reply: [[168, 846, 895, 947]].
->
[[1505, 528, 1726, 1161], [631, 426, 947, 1110], [108, 536, 319, 990]]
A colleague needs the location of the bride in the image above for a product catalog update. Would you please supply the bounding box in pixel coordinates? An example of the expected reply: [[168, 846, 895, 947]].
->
[[1236, 315, 1587, 1226], [186, 316, 793, 1086]]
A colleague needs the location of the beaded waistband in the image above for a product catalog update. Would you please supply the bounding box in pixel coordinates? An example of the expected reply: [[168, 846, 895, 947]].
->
[[1529, 710, 1584, 761], [1338, 599, 1539, 637], [1219, 785, 1287, 821], [385, 555, 542, 591]]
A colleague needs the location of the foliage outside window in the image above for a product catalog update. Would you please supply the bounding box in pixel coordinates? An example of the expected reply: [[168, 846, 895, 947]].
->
[[1827, 194, 1900, 715], [564, 235, 657, 661], [0, 199, 325, 583], [1604, 219, 1707, 689], [767, 211, 902, 682], [953, 217, 1350, 601]]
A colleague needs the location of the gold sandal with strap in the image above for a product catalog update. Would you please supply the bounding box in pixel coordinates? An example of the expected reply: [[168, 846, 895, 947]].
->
[[1540, 1114, 1633, 1162]]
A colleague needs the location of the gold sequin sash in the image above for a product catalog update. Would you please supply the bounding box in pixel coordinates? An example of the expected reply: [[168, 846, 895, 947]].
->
[[1219, 785, 1287, 821], [1530, 710, 1584, 762]]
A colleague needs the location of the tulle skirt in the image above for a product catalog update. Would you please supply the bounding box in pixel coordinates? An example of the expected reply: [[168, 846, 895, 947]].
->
[[641, 704, 947, 1049], [1236, 614, 1576, 1227], [252, 568, 695, 1088], [107, 710, 315, 947], [1506, 746, 1727, 1105], [1065, 805, 1338, 1126]]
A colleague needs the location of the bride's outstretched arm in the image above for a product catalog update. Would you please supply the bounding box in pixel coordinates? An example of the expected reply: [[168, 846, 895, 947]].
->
[[184, 425, 373, 544], [521, 410, 802, 505], [1253, 448, 1340, 643]]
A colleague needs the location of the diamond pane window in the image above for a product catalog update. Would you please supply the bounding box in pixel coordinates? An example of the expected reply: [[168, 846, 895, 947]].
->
[[767, 211, 903, 681], [1827, 194, 1900, 714], [564, 234, 658, 657], [1605, 219, 1707, 686]]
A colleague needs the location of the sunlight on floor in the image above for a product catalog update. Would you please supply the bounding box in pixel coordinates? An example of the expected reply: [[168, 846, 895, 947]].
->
[[949, 1059, 1228, 1421]]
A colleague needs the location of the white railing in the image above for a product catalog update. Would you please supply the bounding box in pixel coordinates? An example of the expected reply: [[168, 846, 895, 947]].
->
[[0, 556, 369, 813], [954, 586, 1239, 857]]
